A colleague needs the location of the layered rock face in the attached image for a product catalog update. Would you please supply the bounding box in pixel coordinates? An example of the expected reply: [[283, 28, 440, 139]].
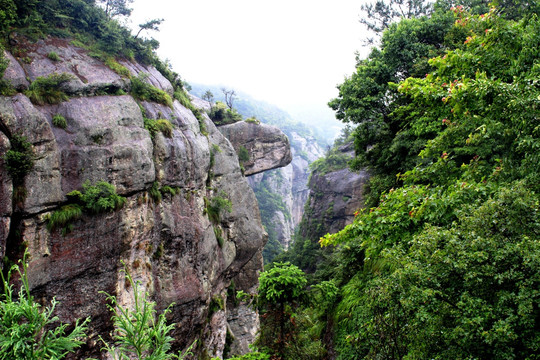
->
[[0, 37, 290, 358]]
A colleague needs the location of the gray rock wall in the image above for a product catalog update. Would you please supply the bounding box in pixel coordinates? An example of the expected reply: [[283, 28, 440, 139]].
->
[[0, 37, 289, 359]]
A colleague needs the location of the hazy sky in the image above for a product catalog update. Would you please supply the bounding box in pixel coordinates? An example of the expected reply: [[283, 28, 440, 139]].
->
[[129, 0, 370, 128]]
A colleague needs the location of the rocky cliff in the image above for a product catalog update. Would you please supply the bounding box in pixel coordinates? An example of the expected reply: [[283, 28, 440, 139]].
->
[[300, 143, 369, 241], [0, 36, 291, 359]]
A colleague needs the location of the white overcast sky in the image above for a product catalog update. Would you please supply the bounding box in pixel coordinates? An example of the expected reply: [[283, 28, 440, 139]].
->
[[129, 0, 370, 127]]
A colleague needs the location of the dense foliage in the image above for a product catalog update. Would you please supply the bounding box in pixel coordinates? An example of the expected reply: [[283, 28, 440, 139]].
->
[[0, 253, 88, 359], [260, 2, 540, 360]]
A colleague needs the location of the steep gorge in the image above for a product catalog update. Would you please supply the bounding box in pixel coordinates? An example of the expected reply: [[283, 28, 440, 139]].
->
[[0, 36, 291, 359]]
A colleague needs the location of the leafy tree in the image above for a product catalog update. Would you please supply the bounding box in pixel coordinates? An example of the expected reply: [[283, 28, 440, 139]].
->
[[98, 0, 134, 18], [135, 18, 164, 39], [360, 0, 433, 43], [202, 89, 214, 105], [0, 251, 89, 359], [321, 6, 540, 359], [257, 262, 307, 359], [0, 0, 16, 35]]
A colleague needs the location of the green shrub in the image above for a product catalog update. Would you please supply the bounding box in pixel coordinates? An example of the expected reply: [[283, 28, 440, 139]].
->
[[52, 114, 67, 129], [97, 266, 194, 360], [47, 181, 125, 234], [245, 117, 260, 125], [0, 46, 15, 96], [143, 117, 174, 140], [173, 88, 192, 108], [47, 51, 60, 61], [206, 192, 232, 224], [25, 73, 73, 105], [79, 181, 126, 213], [238, 146, 250, 162], [149, 181, 162, 203], [227, 352, 271, 360], [208, 101, 242, 125], [214, 226, 224, 248], [4, 134, 34, 185], [160, 185, 179, 197], [208, 295, 224, 317], [0, 251, 89, 359], [104, 57, 131, 78], [46, 203, 83, 235], [131, 74, 172, 107], [155, 119, 173, 138]]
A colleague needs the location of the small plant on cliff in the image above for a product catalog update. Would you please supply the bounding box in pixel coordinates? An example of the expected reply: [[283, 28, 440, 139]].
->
[[149, 181, 162, 203], [52, 114, 67, 129], [74, 180, 126, 214], [245, 116, 260, 125], [238, 145, 250, 163], [131, 73, 173, 108], [104, 57, 131, 78], [0, 46, 15, 96], [144, 117, 174, 139], [47, 181, 126, 234], [46, 203, 83, 235], [47, 51, 60, 61], [4, 134, 34, 184], [205, 191, 232, 224], [208, 101, 242, 126], [94, 266, 194, 360], [0, 250, 89, 359], [25, 73, 73, 105]]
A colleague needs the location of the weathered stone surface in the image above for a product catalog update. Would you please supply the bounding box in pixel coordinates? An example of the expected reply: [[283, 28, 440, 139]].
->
[[50, 95, 155, 194], [141, 100, 210, 188], [2, 50, 30, 90], [0, 132, 12, 216], [227, 250, 263, 356], [227, 303, 259, 356], [0, 94, 63, 214], [219, 121, 292, 176], [14, 37, 129, 95], [0, 132, 12, 263], [190, 95, 211, 112]]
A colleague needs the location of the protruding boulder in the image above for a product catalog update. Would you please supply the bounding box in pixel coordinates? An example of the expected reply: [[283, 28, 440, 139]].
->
[[218, 121, 292, 176], [2, 50, 30, 91]]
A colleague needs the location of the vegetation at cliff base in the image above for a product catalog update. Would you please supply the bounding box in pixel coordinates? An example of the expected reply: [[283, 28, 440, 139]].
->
[[0, 252, 89, 360]]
